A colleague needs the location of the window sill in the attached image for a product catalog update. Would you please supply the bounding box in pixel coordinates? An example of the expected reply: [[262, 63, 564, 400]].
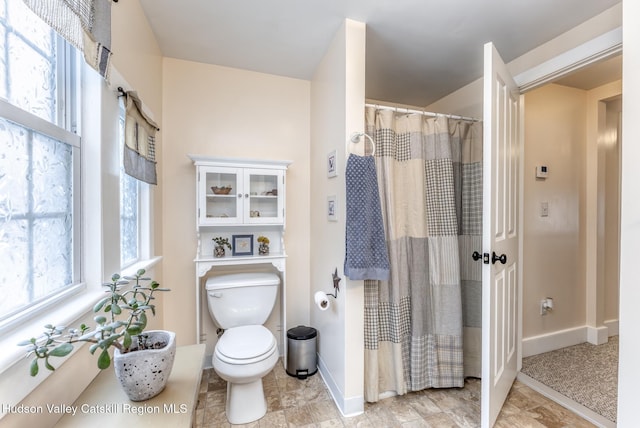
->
[[120, 255, 163, 278], [0, 287, 101, 377], [0, 257, 162, 406]]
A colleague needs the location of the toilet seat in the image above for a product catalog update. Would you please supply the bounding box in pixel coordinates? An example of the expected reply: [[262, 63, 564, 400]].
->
[[215, 325, 276, 365]]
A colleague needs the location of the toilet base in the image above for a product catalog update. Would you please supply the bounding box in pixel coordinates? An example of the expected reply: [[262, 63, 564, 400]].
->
[[226, 378, 267, 424]]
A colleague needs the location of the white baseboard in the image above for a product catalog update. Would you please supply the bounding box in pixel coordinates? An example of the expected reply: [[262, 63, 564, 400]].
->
[[587, 326, 609, 345], [523, 326, 587, 357], [523, 321, 619, 357], [604, 319, 619, 336], [317, 353, 364, 417]]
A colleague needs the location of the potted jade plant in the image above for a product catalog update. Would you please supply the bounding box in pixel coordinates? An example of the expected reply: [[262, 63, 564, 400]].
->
[[18, 269, 174, 402], [212, 236, 231, 258], [257, 235, 270, 255]]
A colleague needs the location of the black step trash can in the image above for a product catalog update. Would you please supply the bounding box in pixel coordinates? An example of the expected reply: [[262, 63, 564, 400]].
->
[[286, 325, 317, 379]]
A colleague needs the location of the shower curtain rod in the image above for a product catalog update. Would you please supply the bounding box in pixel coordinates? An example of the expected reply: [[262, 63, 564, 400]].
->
[[364, 103, 480, 122]]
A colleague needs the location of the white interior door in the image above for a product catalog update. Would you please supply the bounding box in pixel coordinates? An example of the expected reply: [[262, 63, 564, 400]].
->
[[481, 42, 520, 428]]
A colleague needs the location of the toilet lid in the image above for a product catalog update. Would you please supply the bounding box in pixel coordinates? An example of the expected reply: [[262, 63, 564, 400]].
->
[[216, 325, 276, 363]]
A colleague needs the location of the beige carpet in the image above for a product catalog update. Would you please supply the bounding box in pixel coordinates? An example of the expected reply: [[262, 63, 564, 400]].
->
[[521, 336, 618, 423]]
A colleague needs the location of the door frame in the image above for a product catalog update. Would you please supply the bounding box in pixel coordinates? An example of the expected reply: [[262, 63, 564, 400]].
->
[[513, 27, 621, 93], [512, 25, 622, 358]]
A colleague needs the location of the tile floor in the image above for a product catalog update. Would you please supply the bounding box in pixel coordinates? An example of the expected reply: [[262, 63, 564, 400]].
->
[[194, 361, 595, 427]]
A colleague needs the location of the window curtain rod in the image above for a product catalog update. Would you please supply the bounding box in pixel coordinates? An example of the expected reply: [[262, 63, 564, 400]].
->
[[364, 103, 480, 122]]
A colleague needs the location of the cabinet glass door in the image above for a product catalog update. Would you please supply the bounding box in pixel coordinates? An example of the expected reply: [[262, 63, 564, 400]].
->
[[201, 167, 242, 224], [245, 169, 283, 224]]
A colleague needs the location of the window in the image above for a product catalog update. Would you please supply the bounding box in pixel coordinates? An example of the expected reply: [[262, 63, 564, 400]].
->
[[119, 102, 141, 268], [0, 0, 80, 328], [0, 0, 57, 123]]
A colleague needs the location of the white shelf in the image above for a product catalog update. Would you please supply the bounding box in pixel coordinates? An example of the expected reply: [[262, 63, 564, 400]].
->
[[207, 194, 236, 198], [196, 252, 287, 263]]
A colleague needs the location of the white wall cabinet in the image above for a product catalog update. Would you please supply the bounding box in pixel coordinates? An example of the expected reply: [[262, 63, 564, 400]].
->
[[189, 155, 291, 359], [198, 166, 285, 225]]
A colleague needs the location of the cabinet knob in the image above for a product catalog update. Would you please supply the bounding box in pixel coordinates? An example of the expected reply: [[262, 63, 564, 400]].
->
[[237, 194, 242, 198], [245, 194, 249, 198]]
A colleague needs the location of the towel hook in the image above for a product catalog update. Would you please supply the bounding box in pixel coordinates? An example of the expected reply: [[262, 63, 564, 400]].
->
[[349, 132, 375, 156]]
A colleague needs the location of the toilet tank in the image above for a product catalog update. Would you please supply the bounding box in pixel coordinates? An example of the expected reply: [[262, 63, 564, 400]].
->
[[205, 272, 280, 329]]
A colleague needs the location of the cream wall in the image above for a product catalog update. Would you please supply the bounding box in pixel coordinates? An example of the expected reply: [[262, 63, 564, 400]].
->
[[310, 19, 366, 416], [522, 84, 587, 339], [111, 1, 163, 121], [160, 58, 311, 348]]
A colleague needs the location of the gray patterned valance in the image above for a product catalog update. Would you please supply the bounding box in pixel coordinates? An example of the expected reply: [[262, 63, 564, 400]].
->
[[123, 91, 159, 185], [23, 0, 112, 79]]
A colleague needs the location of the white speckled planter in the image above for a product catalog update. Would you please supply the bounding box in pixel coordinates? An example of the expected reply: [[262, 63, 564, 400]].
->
[[113, 330, 176, 401]]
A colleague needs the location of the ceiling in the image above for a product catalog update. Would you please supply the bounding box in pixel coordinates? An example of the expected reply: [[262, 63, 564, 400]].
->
[[138, 0, 621, 107], [552, 55, 622, 91]]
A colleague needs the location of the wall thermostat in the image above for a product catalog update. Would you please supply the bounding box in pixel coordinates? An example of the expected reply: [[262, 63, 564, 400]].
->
[[536, 165, 548, 179]]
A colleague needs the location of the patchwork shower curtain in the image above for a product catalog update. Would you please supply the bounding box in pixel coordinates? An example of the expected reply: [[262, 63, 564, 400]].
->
[[363, 107, 483, 401], [452, 119, 483, 379]]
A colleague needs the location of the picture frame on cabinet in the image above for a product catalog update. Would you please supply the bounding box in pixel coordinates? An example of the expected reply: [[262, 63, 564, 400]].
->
[[327, 149, 337, 178], [232, 234, 254, 256]]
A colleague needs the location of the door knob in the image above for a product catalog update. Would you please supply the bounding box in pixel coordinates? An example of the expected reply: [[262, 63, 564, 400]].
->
[[472, 251, 482, 261], [491, 252, 507, 265]]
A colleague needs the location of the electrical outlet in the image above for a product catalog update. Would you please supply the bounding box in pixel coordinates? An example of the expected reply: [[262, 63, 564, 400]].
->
[[540, 297, 553, 315]]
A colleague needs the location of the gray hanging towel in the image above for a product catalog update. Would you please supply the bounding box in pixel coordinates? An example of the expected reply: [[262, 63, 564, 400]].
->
[[344, 154, 390, 280]]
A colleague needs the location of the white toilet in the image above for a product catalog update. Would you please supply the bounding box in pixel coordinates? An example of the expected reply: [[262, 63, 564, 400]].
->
[[205, 272, 280, 425]]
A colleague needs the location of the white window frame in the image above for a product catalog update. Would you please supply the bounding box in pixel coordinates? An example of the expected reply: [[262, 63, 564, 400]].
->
[[0, 99, 83, 331], [119, 174, 152, 270], [0, 20, 83, 332]]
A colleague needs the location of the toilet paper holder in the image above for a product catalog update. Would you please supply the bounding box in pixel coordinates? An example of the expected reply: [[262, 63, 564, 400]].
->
[[326, 268, 341, 299], [314, 269, 341, 311]]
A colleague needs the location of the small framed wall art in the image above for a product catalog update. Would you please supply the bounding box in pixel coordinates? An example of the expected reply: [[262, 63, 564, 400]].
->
[[232, 234, 254, 256], [327, 195, 337, 221], [327, 149, 337, 178]]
